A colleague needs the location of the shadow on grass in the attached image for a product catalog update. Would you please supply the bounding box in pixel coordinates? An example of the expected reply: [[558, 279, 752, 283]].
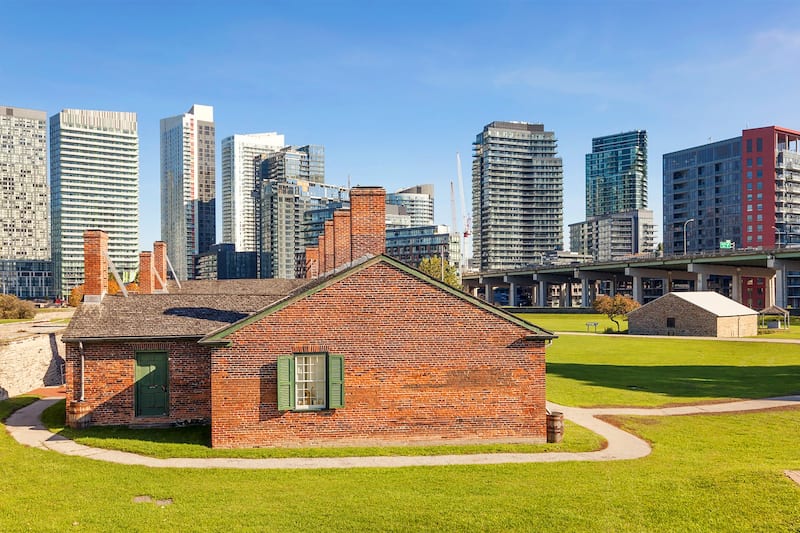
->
[[42, 400, 212, 446], [547, 362, 800, 400]]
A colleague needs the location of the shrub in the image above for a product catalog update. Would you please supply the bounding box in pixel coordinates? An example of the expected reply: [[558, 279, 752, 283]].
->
[[0, 294, 35, 319]]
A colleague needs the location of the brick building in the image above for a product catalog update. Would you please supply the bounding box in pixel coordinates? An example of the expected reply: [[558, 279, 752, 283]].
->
[[63, 187, 554, 448]]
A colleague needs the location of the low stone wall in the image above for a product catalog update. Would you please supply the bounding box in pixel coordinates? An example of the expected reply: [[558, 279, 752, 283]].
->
[[0, 333, 65, 400]]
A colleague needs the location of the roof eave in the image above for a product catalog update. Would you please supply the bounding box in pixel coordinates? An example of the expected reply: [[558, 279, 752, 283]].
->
[[62, 335, 205, 344]]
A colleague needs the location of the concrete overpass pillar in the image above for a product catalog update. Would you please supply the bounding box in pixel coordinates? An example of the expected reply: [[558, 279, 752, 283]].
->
[[484, 283, 494, 304], [509, 282, 517, 307], [581, 277, 591, 307], [731, 269, 742, 303], [631, 274, 642, 304], [537, 280, 547, 307]]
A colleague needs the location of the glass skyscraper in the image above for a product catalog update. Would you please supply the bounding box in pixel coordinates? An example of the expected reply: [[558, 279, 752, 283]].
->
[[571, 130, 652, 260], [256, 145, 341, 279], [50, 109, 139, 297], [160, 104, 215, 280], [585, 130, 647, 217], [662, 137, 741, 255], [472, 121, 563, 270]]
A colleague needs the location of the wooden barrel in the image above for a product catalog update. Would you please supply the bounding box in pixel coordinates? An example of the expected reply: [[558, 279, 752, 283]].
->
[[67, 401, 92, 429], [546, 411, 564, 443]]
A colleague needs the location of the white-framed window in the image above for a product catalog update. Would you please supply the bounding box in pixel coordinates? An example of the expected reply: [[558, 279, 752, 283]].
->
[[295, 354, 326, 410], [277, 353, 345, 411]]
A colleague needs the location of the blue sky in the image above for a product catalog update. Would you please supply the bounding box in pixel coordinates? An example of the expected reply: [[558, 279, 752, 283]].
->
[[4, 0, 800, 252]]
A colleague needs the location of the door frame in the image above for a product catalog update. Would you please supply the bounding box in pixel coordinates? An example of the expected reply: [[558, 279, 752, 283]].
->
[[134, 351, 169, 417]]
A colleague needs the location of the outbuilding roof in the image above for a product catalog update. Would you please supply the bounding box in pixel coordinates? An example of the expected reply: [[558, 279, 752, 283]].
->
[[63, 279, 308, 342]]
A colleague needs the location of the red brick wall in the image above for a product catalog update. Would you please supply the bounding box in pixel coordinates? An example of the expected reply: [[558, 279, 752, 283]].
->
[[139, 252, 154, 294], [83, 230, 108, 297], [333, 209, 352, 269], [350, 187, 386, 259], [64, 340, 212, 427], [153, 241, 167, 290], [211, 260, 546, 448]]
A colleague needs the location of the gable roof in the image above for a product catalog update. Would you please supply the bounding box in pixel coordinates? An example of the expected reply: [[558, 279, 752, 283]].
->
[[63, 279, 309, 342], [199, 254, 555, 344], [630, 291, 757, 318]]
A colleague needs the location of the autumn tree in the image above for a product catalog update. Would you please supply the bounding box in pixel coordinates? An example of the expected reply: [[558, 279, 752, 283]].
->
[[0, 294, 35, 319], [592, 294, 640, 332], [417, 256, 461, 289]]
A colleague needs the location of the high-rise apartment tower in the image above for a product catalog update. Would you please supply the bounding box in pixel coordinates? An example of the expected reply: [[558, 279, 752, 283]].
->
[[0, 106, 52, 298], [386, 184, 434, 226], [221, 133, 285, 252], [160, 104, 216, 280], [472, 121, 563, 270], [51, 109, 139, 297]]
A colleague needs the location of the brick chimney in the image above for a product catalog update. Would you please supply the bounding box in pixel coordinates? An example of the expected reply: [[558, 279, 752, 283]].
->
[[305, 245, 319, 279], [83, 230, 108, 303], [139, 252, 154, 294], [153, 241, 168, 291], [350, 186, 386, 259], [323, 220, 335, 273], [318, 234, 327, 274], [333, 209, 352, 269]]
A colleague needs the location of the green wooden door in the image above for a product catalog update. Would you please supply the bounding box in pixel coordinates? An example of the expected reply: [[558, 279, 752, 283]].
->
[[135, 352, 168, 417]]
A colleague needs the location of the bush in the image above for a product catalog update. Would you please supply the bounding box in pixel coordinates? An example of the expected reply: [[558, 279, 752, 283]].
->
[[0, 294, 35, 319]]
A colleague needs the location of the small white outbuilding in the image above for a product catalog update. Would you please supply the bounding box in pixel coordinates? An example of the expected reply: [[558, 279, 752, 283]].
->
[[627, 291, 759, 338]]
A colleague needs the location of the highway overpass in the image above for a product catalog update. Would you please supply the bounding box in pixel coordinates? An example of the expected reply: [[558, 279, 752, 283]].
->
[[462, 248, 800, 311]]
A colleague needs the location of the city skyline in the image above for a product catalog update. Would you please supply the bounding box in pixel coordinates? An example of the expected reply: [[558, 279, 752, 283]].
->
[[4, 1, 800, 252]]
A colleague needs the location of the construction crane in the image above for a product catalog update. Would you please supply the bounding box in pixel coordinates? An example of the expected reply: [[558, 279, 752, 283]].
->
[[456, 152, 471, 238], [450, 181, 458, 237]]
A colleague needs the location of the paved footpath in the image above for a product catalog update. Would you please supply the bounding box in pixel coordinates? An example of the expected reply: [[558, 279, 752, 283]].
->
[[5, 394, 800, 470]]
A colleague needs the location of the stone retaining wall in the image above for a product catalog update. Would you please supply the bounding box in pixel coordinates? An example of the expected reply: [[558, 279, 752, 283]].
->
[[0, 333, 65, 400]]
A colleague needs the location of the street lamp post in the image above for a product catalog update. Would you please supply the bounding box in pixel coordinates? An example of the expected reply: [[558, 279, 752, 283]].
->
[[683, 218, 695, 256], [773, 226, 783, 249]]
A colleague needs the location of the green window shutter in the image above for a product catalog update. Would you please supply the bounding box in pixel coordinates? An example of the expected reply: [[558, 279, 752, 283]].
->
[[276, 356, 295, 411], [327, 354, 345, 409]]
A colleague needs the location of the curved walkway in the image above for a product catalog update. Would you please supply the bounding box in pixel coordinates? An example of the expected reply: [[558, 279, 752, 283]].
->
[[5, 394, 800, 470]]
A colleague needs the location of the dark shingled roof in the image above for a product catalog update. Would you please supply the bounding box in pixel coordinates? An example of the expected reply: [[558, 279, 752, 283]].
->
[[63, 279, 309, 342]]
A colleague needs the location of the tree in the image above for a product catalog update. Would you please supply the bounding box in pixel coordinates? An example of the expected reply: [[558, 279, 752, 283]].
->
[[0, 294, 35, 319], [592, 294, 640, 332], [417, 256, 461, 289]]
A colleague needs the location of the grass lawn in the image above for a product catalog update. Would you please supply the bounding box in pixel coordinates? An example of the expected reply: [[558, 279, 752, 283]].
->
[[517, 312, 627, 333], [2, 397, 799, 531], [40, 400, 603, 458], [546, 334, 800, 407]]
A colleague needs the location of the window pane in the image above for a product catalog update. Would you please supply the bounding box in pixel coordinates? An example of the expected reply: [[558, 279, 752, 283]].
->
[[295, 354, 326, 409]]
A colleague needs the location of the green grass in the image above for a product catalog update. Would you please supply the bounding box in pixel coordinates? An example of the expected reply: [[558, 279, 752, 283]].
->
[[41, 399, 602, 458], [546, 334, 800, 407], [0, 318, 29, 324], [0, 395, 38, 421], [2, 396, 800, 531], [518, 312, 626, 333]]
